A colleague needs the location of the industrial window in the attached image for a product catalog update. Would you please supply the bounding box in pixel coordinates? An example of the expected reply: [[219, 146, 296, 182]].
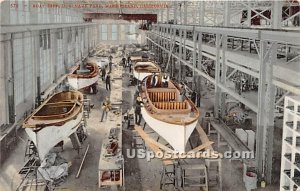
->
[[40, 30, 51, 50], [24, 37, 33, 99], [13, 38, 24, 105], [67, 28, 72, 43], [130, 24, 135, 34], [56, 29, 63, 39], [111, 24, 118, 41], [47, 30, 51, 49], [101, 24, 107, 40], [75, 28, 78, 42]]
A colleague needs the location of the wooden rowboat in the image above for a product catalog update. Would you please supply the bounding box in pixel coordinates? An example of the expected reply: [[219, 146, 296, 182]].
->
[[133, 61, 161, 81], [23, 91, 84, 160], [68, 62, 99, 90], [140, 75, 200, 152]]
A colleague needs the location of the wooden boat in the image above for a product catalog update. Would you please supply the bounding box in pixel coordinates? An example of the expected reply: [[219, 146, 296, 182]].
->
[[140, 75, 200, 152], [68, 62, 99, 90], [88, 56, 109, 69], [130, 52, 149, 63], [23, 91, 84, 160], [131, 56, 143, 63], [133, 61, 161, 81]]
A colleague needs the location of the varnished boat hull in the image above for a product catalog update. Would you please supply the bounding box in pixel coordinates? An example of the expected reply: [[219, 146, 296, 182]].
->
[[141, 108, 197, 152], [68, 75, 98, 90], [25, 111, 83, 160]]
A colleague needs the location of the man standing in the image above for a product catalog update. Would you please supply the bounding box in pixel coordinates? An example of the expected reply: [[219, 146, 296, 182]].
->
[[105, 73, 111, 91], [108, 55, 113, 62], [127, 56, 131, 68], [179, 83, 186, 102], [128, 60, 132, 73], [101, 97, 112, 122], [109, 62, 113, 73], [135, 96, 143, 125], [101, 67, 106, 81], [191, 90, 197, 104], [122, 57, 126, 68]]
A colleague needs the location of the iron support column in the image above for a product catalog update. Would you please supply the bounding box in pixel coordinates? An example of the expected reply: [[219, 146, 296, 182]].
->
[[214, 34, 221, 117]]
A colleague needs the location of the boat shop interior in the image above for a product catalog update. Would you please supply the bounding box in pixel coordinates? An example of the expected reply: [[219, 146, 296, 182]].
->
[[0, 1, 300, 191]]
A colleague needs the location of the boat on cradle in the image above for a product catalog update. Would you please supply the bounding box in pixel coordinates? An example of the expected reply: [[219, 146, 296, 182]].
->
[[68, 62, 99, 90], [130, 51, 149, 63], [133, 61, 161, 81], [88, 56, 109, 69], [23, 91, 84, 160], [140, 75, 200, 152]]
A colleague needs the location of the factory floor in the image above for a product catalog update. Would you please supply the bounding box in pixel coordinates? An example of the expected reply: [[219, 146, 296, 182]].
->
[[0, 50, 281, 191]]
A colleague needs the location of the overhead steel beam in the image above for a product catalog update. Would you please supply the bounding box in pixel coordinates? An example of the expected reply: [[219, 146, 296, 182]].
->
[[260, 31, 300, 45], [273, 79, 300, 96], [147, 36, 259, 112], [152, 30, 260, 78]]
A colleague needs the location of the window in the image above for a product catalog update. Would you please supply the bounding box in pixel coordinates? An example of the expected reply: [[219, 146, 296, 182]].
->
[[13, 38, 24, 105], [111, 24, 118, 41], [24, 37, 33, 98], [56, 29, 63, 39], [47, 29, 51, 49], [101, 24, 107, 40], [67, 28, 72, 43], [130, 24, 135, 34], [40, 30, 51, 50]]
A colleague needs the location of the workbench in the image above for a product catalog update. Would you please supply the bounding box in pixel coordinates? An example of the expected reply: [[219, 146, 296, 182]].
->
[[98, 127, 124, 189]]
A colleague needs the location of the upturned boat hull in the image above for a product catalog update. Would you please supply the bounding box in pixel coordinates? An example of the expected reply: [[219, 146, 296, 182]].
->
[[25, 111, 83, 160], [141, 108, 197, 152]]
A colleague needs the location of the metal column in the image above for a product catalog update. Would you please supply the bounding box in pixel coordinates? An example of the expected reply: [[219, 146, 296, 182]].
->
[[214, 34, 221, 117], [179, 29, 183, 81], [272, 0, 282, 29], [220, 35, 228, 118], [256, 40, 278, 183]]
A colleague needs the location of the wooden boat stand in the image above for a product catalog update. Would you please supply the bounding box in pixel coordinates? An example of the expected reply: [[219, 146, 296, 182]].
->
[[133, 120, 223, 190]]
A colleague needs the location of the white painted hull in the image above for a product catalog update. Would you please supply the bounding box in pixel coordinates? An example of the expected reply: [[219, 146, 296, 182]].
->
[[25, 111, 83, 161], [68, 75, 98, 90], [141, 108, 197, 152], [133, 70, 153, 81], [95, 58, 109, 69]]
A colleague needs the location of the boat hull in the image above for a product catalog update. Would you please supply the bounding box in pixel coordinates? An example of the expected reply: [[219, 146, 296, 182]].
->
[[133, 70, 154, 81], [141, 108, 197, 152], [68, 75, 98, 90], [95, 58, 109, 68], [25, 111, 83, 160]]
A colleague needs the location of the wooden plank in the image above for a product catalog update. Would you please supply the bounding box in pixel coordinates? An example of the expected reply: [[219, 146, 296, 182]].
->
[[76, 144, 90, 178], [135, 125, 218, 160], [135, 126, 174, 152], [133, 127, 173, 165], [195, 122, 214, 151], [209, 120, 250, 152], [189, 141, 214, 153], [147, 142, 174, 165]]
